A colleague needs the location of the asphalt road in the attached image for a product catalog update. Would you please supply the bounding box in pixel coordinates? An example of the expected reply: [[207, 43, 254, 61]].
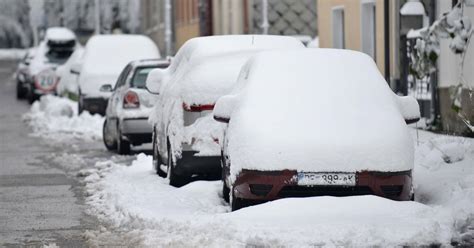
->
[[0, 60, 143, 247]]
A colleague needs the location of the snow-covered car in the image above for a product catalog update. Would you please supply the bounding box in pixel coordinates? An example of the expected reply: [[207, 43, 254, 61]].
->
[[146, 35, 305, 187], [55, 45, 84, 99], [102, 59, 170, 154], [15, 48, 36, 99], [213, 49, 421, 211], [75, 35, 160, 115], [26, 27, 79, 103]]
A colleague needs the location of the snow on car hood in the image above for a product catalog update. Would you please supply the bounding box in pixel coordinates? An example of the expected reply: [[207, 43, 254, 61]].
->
[[226, 50, 415, 178]]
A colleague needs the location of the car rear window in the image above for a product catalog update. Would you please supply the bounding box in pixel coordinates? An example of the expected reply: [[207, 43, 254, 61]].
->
[[131, 67, 155, 88]]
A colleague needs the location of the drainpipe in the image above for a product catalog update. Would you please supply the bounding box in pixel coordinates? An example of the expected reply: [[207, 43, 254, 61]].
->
[[261, 0, 269, 34], [94, 0, 101, 34], [164, 0, 172, 56], [384, 0, 391, 84]]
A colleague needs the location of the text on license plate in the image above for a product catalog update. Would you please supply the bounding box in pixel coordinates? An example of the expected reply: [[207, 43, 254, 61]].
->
[[297, 172, 356, 186]]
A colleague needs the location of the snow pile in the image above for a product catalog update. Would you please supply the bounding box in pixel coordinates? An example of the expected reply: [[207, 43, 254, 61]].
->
[[223, 50, 414, 180], [23, 95, 104, 141], [0, 49, 26, 60], [45, 27, 76, 42], [83, 130, 474, 246]]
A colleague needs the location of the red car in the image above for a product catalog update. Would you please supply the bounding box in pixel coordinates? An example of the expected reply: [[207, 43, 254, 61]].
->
[[214, 49, 420, 211]]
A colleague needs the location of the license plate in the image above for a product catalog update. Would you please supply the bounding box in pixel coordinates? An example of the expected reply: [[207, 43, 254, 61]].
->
[[297, 172, 356, 186]]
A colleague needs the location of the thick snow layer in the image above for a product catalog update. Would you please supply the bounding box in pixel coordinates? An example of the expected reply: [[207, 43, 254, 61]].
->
[[79, 35, 160, 97], [223, 50, 414, 178], [148, 35, 305, 157], [0, 49, 26, 60], [307, 36, 319, 48], [56, 46, 84, 96], [83, 130, 474, 246], [45, 27, 76, 41], [23, 95, 104, 141]]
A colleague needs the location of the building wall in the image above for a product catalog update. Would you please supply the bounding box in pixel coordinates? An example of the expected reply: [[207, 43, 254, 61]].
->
[[140, 0, 167, 55], [174, 0, 200, 49], [212, 0, 246, 35], [437, 0, 474, 134], [317, 0, 399, 78]]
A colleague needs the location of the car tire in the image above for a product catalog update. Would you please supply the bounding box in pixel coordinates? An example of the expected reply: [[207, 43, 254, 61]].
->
[[117, 123, 131, 155], [222, 181, 230, 203], [16, 81, 26, 99], [102, 119, 117, 151], [27, 90, 39, 104], [167, 141, 187, 187], [153, 128, 167, 177], [231, 188, 247, 211]]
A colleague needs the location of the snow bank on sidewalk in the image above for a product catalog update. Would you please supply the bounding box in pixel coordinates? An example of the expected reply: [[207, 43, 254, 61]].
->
[[84, 129, 474, 246], [0, 49, 26, 60], [23, 95, 104, 141]]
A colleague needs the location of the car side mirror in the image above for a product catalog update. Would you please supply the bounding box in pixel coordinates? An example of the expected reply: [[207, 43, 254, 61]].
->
[[213, 95, 238, 123], [70, 62, 81, 75], [145, 68, 165, 94], [99, 84, 113, 92], [398, 96, 421, 124]]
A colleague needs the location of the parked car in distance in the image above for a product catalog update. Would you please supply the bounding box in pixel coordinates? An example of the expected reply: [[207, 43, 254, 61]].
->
[[146, 35, 305, 187], [55, 46, 84, 100], [26, 27, 79, 103], [213, 49, 421, 211], [102, 59, 170, 154], [75, 34, 160, 115], [16, 48, 37, 99]]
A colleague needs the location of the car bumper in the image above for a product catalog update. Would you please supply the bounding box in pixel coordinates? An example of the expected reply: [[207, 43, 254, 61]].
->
[[174, 151, 221, 177], [81, 97, 108, 115], [232, 170, 413, 201], [120, 118, 152, 145]]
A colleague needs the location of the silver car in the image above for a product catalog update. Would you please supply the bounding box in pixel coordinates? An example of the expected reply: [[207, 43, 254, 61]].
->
[[102, 59, 170, 154]]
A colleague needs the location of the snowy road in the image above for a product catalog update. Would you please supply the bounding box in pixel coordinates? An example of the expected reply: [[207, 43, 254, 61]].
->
[[0, 60, 145, 247]]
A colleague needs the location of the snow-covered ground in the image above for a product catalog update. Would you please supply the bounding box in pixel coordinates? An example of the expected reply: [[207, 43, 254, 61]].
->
[[82, 128, 474, 246], [0, 49, 26, 60], [23, 95, 104, 141]]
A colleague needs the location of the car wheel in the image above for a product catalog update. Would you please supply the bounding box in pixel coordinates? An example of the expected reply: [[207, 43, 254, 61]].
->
[[153, 128, 167, 177], [102, 119, 117, 151], [222, 181, 230, 203], [116, 123, 131, 155], [167, 141, 187, 187], [16, 81, 26, 99], [231, 188, 247, 211], [27, 90, 39, 104]]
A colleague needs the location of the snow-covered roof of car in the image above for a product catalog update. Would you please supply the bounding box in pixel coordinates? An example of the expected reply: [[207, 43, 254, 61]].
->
[[81, 35, 161, 76], [178, 35, 304, 61], [45, 27, 76, 41], [225, 49, 415, 175], [164, 35, 305, 104]]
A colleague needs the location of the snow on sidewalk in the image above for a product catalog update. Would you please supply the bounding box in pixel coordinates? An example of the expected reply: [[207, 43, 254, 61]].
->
[[83, 130, 474, 247], [23, 95, 104, 141]]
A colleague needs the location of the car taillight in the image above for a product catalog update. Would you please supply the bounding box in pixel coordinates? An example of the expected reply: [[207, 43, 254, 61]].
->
[[182, 103, 214, 112], [123, 91, 140, 109]]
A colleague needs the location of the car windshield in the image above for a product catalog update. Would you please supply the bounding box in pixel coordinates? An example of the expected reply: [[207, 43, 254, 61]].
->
[[131, 67, 155, 88]]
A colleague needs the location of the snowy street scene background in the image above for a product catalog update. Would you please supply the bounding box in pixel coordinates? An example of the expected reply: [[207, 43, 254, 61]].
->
[[1, 0, 474, 247]]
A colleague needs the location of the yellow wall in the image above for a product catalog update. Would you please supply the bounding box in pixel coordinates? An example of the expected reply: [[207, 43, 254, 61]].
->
[[317, 0, 387, 76], [175, 22, 200, 50]]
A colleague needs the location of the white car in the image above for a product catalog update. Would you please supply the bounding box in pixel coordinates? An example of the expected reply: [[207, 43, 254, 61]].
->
[[16, 48, 37, 99], [102, 59, 170, 154], [213, 49, 421, 211], [55, 46, 84, 99], [146, 35, 305, 187], [74, 35, 160, 115], [26, 27, 79, 103]]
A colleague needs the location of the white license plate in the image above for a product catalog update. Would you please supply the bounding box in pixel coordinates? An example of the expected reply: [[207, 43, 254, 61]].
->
[[297, 172, 356, 186]]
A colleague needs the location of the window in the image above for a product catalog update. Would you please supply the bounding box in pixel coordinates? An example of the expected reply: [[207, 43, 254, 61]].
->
[[332, 7, 345, 49], [361, 1, 376, 59]]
